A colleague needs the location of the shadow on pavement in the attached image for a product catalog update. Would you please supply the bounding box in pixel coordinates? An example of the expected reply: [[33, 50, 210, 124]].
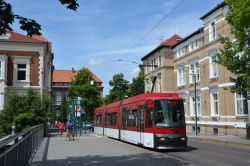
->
[[31, 153, 190, 166], [153, 146, 198, 153]]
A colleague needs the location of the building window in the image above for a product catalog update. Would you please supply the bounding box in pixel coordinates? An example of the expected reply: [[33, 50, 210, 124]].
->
[[55, 91, 62, 105], [209, 21, 216, 41], [13, 56, 31, 85], [211, 92, 219, 116], [180, 95, 186, 115], [65, 91, 70, 101], [158, 75, 161, 92], [0, 55, 7, 80], [177, 66, 186, 87], [153, 58, 156, 70], [17, 64, 27, 80], [189, 40, 198, 51], [236, 94, 248, 115], [146, 62, 149, 73], [190, 95, 200, 116], [209, 50, 218, 78], [177, 48, 185, 57], [189, 62, 200, 84], [158, 55, 161, 67]]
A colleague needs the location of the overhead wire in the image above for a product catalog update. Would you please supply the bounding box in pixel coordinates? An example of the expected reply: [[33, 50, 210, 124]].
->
[[118, 0, 185, 61]]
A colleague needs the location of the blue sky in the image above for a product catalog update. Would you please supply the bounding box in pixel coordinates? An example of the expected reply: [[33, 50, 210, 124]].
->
[[8, 0, 223, 95]]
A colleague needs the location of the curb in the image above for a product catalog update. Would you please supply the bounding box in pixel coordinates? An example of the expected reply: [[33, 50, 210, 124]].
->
[[188, 136, 250, 147]]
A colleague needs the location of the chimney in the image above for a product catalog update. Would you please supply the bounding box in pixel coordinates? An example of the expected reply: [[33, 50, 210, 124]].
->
[[72, 67, 75, 73]]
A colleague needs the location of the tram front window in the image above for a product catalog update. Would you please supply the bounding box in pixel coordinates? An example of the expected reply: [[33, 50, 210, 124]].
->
[[154, 100, 185, 128]]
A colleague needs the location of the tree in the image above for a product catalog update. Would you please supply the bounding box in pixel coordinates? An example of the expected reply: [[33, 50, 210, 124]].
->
[[105, 73, 129, 104], [69, 68, 101, 120], [0, 88, 52, 135], [217, 0, 250, 95], [0, 0, 79, 36], [128, 67, 145, 97], [59, 95, 67, 123]]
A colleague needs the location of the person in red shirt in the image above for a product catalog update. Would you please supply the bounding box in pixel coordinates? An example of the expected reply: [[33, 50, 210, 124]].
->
[[58, 121, 65, 136]]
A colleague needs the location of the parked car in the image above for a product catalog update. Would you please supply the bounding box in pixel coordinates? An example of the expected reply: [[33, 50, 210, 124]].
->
[[82, 121, 93, 129]]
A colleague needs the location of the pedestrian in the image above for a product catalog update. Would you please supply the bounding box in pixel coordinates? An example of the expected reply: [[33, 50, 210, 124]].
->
[[58, 121, 65, 136], [65, 119, 74, 141]]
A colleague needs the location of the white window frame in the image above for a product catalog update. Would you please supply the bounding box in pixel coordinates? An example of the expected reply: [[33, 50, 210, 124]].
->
[[209, 51, 218, 78], [0, 55, 7, 81], [13, 56, 31, 86], [189, 62, 200, 84], [17, 64, 27, 81], [235, 93, 248, 116], [190, 94, 201, 117], [209, 20, 216, 42], [177, 66, 186, 87], [210, 92, 219, 116], [158, 55, 162, 67], [55, 91, 62, 105], [189, 40, 198, 51], [177, 48, 185, 58]]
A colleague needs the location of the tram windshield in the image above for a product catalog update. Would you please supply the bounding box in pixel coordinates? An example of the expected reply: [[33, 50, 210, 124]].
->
[[154, 99, 185, 128]]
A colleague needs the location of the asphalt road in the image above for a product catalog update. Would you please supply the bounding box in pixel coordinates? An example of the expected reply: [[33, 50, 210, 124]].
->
[[167, 139, 250, 166], [31, 133, 250, 166]]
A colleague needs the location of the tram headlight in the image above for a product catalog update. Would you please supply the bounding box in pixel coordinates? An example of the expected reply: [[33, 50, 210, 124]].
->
[[159, 137, 166, 141], [181, 137, 187, 141]]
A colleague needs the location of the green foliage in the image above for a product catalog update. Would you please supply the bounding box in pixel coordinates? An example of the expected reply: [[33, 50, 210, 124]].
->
[[69, 68, 102, 120], [104, 73, 129, 104], [0, 0, 79, 36], [14, 112, 35, 132], [128, 67, 145, 97], [217, 0, 250, 95], [0, 88, 52, 135], [59, 95, 67, 123]]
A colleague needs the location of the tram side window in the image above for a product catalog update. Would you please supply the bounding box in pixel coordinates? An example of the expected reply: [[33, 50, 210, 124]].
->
[[131, 110, 137, 127], [122, 109, 126, 129], [126, 109, 137, 127], [126, 110, 131, 126], [110, 113, 117, 125], [95, 115, 102, 125], [105, 113, 117, 125], [146, 109, 153, 128]]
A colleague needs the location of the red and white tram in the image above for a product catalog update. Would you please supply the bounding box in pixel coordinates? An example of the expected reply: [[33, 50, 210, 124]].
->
[[94, 93, 187, 149]]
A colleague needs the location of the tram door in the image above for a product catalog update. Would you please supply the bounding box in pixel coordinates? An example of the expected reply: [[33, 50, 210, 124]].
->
[[137, 105, 144, 145]]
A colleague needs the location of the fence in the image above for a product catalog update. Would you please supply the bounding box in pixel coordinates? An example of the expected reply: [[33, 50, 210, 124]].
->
[[0, 124, 44, 166]]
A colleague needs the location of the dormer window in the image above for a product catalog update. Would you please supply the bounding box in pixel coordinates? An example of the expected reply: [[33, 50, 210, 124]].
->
[[189, 40, 198, 51], [209, 21, 216, 41], [177, 48, 185, 58]]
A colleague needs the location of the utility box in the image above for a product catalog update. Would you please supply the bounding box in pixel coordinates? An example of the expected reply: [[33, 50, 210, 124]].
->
[[247, 123, 250, 139]]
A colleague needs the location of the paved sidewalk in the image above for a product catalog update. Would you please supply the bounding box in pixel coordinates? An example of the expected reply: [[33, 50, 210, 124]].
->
[[187, 133, 250, 147]]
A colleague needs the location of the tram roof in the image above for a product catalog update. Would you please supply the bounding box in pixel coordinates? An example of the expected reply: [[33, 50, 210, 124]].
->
[[96, 93, 181, 112]]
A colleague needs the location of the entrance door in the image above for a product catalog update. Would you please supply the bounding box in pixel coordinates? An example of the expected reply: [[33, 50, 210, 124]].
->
[[137, 105, 144, 145]]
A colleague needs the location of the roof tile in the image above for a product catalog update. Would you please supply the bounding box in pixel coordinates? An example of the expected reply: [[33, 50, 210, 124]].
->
[[52, 69, 102, 83]]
